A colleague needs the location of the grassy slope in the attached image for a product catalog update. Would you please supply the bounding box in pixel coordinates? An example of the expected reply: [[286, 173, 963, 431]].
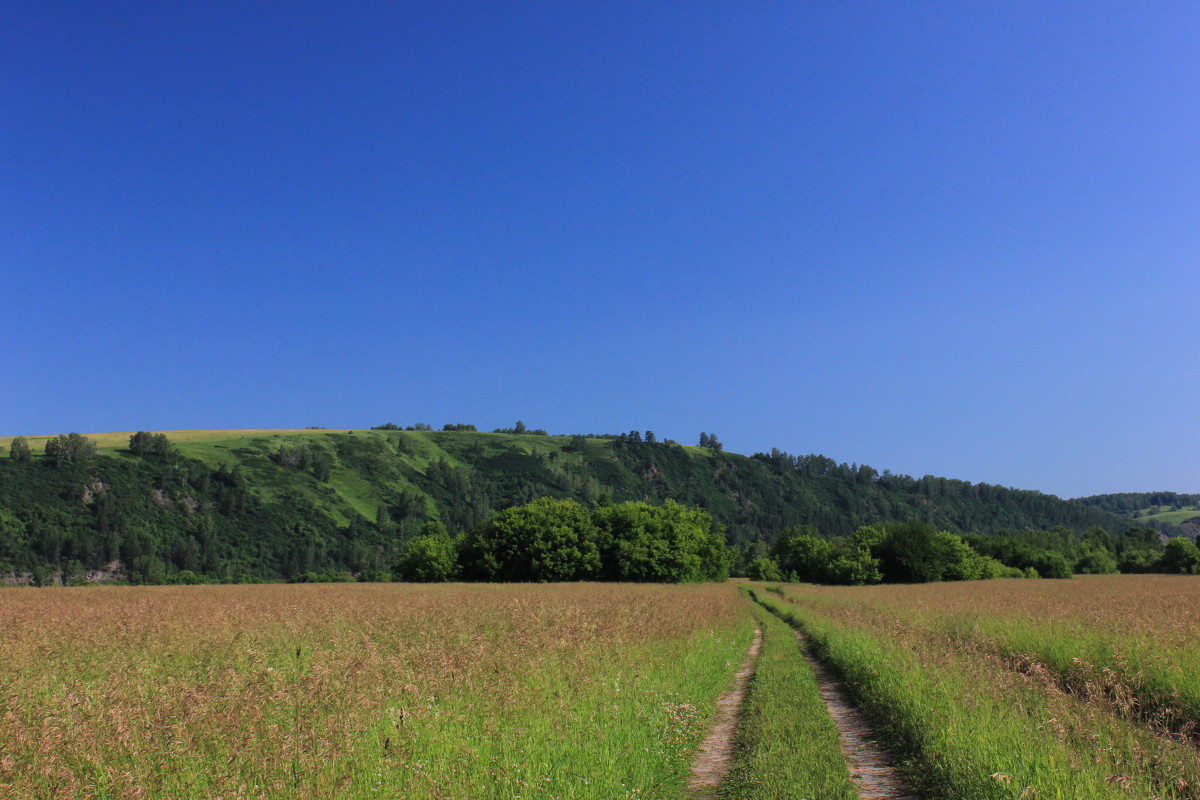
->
[[1134, 506, 1200, 526]]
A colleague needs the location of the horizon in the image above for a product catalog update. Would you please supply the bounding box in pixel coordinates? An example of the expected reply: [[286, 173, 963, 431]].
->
[[5, 3, 1198, 499]]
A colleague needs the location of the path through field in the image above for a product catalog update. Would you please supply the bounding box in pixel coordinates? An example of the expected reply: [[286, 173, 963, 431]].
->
[[687, 627, 763, 798], [796, 631, 920, 800]]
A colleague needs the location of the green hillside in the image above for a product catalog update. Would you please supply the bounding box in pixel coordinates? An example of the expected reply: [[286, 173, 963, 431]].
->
[[0, 427, 1154, 584], [1076, 492, 1200, 528]]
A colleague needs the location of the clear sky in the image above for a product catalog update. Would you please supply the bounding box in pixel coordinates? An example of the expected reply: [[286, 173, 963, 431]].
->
[[3, 2, 1197, 499]]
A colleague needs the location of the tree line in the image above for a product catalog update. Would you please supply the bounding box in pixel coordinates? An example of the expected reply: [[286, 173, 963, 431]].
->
[[746, 520, 1183, 585]]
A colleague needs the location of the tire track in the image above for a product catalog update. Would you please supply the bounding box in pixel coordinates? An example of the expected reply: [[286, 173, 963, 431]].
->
[[687, 627, 763, 798], [796, 631, 921, 800]]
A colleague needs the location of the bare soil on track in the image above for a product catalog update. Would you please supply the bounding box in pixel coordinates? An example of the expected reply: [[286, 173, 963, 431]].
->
[[797, 631, 921, 800], [687, 627, 763, 798]]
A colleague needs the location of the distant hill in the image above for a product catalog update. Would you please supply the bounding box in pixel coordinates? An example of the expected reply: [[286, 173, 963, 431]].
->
[[0, 427, 1154, 583], [1076, 492, 1200, 539]]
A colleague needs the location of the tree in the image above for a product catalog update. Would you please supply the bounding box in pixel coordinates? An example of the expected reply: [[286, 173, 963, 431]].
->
[[772, 525, 832, 582], [593, 500, 729, 582], [827, 549, 883, 585], [746, 555, 782, 581], [129, 431, 171, 457], [875, 521, 953, 582], [459, 497, 600, 582], [515, 420, 526, 434], [44, 433, 97, 468], [698, 432, 710, 448], [644, 431, 656, 444], [1029, 551, 1072, 579], [9, 436, 31, 463], [394, 521, 458, 582], [1159, 537, 1200, 575]]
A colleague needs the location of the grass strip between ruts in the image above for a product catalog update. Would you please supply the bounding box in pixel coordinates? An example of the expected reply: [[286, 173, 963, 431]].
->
[[720, 592, 857, 800]]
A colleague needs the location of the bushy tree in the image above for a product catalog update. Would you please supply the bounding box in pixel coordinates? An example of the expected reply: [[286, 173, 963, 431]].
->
[[129, 431, 171, 457], [772, 525, 833, 582], [746, 555, 782, 581], [1074, 547, 1118, 575], [1158, 537, 1200, 575], [1029, 551, 1072, 579], [459, 497, 600, 582], [9, 436, 31, 463], [594, 499, 728, 582], [44, 433, 97, 468], [394, 521, 458, 582]]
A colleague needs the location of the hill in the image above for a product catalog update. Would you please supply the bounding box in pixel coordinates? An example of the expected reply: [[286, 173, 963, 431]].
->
[[1076, 491, 1200, 539], [0, 427, 1152, 583]]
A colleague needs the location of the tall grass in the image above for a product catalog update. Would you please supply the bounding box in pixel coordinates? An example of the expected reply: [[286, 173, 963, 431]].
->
[[779, 576, 1200, 740], [758, 590, 1200, 799], [720, 592, 856, 800], [0, 582, 753, 799]]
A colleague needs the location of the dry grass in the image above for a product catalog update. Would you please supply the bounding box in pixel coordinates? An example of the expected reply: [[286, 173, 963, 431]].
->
[[0, 429, 337, 452], [778, 574, 1200, 645], [0, 582, 752, 799], [768, 576, 1200, 798]]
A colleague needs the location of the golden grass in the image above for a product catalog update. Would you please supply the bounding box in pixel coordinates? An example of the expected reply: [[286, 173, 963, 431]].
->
[[762, 580, 1200, 799], [0, 582, 752, 799], [779, 574, 1200, 645], [0, 429, 346, 452]]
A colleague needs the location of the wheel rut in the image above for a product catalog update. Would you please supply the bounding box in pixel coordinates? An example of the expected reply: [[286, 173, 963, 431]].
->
[[686, 626, 763, 799], [796, 630, 920, 800]]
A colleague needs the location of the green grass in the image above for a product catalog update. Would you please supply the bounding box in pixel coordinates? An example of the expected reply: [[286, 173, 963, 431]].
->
[[757, 590, 1199, 800], [938, 610, 1200, 739], [0, 583, 755, 800], [721, 593, 856, 800], [1134, 505, 1200, 525]]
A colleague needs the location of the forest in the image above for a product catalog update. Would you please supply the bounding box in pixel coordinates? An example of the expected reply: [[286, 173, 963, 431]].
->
[[0, 427, 1186, 585]]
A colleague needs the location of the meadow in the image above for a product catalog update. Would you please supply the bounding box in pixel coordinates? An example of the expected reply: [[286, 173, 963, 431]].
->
[[6, 576, 1200, 800], [757, 575, 1200, 799], [0, 583, 752, 799]]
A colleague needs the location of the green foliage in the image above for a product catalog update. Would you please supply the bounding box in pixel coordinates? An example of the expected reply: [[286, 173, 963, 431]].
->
[[0, 426, 1163, 586], [1074, 546, 1119, 574], [129, 431, 172, 457], [9, 436, 31, 463], [1158, 537, 1200, 574], [746, 555, 783, 581], [826, 546, 884, 585], [44, 433, 97, 468], [772, 526, 833, 582], [394, 521, 459, 582], [287, 569, 357, 583], [767, 521, 1033, 585], [271, 438, 334, 481], [460, 497, 600, 582], [455, 497, 726, 583], [593, 499, 729, 582]]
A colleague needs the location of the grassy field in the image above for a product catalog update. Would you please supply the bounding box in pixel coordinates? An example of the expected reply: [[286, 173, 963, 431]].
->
[[8, 576, 1200, 799], [762, 575, 1200, 799], [0, 582, 752, 800]]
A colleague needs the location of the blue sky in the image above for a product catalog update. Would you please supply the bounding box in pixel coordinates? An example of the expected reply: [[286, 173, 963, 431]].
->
[[3, 2, 1197, 498]]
